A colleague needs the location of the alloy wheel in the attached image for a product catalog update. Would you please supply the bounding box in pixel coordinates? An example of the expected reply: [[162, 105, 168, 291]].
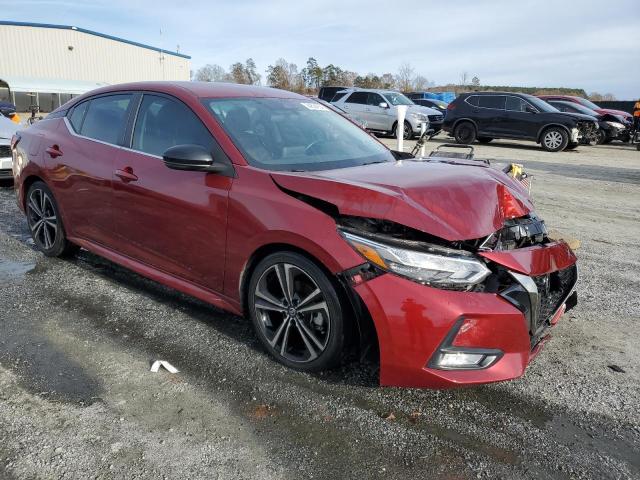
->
[[544, 131, 563, 150], [253, 263, 331, 363], [27, 188, 58, 250]]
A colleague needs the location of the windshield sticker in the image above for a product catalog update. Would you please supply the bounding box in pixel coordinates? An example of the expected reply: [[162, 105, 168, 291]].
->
[[301, 102, 329, 111]]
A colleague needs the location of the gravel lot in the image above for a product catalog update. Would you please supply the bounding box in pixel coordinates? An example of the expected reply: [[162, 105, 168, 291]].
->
[[0, 137, 638, 479]]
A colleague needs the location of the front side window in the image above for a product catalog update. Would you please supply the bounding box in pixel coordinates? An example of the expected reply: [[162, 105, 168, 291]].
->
[[367, 93, 384, 106], [132, 95, 214, 157], [81, 94, 132, 144], [204, 97, 394, 172], [478, 95, 506, 110], [345, 92, 368, 104], [506, 96, 527, 112]]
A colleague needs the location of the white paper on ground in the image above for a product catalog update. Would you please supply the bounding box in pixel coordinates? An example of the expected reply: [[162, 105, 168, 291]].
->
[[150, 360, 179, 374]]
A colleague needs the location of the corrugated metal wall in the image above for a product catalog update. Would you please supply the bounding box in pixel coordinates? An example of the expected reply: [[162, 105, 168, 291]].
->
[[0, 25, 190, 84]]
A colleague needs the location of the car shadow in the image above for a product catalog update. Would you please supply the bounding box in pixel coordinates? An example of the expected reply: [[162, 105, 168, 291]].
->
[[66, 248, 381, 388]]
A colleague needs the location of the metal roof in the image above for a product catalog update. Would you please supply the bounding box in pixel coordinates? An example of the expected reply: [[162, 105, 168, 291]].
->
[[0, 76, 109, 94], [0, 20, 191, 59]]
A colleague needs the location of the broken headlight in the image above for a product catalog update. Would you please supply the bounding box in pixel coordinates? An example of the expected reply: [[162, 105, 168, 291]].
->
[[340, 231, 491, 288]]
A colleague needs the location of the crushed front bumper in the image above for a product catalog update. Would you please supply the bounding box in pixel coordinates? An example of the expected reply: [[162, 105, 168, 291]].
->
[[352, 241, 577, 388]]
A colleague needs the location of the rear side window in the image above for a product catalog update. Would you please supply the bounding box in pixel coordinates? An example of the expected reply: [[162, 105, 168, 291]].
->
[[132, 95, 214, 157], [465, 95, 480, 107], [345, 92, 368, 104], [81, 94, 132, 144], [68, 101, 88, 132], [478, 96, 506, 110]]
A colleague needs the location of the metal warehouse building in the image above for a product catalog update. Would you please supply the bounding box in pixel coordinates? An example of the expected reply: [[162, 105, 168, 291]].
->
[[0, 21, 191, 112]]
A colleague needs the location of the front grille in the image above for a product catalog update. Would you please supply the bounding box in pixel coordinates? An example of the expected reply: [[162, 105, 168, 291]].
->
[[0, 145, 11, 158], [428, 115, 444, 122], [531, 264, 577, 342]]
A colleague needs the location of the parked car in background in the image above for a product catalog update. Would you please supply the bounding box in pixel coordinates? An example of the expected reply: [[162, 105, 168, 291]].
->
[[318, 86, 349, 102], [314, 98, 368, 129], [0, 115, 18, 180], [11, 81, 578, 388], [546, 100, 629, 144], [408, 96, 449, 113], [0, 101, 21, 124], [537, 95, 633, 124], [443, 92, 599, 152], [332, 88, 444, 139]]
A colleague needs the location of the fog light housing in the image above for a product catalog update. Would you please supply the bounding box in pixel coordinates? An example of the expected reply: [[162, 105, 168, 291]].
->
[[428, 317, 503, 370], [433, 351, 499, 370]]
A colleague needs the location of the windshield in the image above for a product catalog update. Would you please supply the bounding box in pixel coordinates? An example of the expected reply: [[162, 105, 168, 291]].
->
[[383, 92, 414, 106], [527, 96, 560, 113], [574, 97, 601, 110], [204, 97, 394, 172]]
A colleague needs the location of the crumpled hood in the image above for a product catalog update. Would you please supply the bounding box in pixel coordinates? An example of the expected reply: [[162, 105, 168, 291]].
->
[[270, 160, 534, 241]]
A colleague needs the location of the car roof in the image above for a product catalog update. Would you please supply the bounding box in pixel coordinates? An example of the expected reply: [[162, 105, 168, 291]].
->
[[70, 81, 305, 102]]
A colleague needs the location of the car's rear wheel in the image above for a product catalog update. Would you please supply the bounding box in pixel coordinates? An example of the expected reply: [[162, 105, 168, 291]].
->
[[477, 137, 493, 144], [26, 181, 78, 257], [454, 121, 477, 144], [248, 252, 345, 372], [541, 127, 569, 152]]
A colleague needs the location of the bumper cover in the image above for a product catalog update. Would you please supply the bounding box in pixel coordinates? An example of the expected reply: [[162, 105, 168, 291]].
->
[[353, 241, 577, 388]]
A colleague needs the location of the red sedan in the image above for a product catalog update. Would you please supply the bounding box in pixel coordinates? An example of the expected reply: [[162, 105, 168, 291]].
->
[[11, 82, 577, 388]]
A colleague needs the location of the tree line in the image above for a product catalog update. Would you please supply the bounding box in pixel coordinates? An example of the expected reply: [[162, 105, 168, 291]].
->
[[193, 57, 435, 94], [192, 57, 615, 100]]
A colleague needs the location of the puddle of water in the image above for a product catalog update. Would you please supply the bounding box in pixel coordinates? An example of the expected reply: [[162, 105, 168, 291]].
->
[[0, 259, 36, 286]]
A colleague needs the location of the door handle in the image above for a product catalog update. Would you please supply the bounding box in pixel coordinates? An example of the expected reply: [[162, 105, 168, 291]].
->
[[115, 167, 138, 183], [45, 145, 63, 158]]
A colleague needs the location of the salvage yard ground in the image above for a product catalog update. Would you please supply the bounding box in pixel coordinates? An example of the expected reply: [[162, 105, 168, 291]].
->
[[0, 138, 638, 479]]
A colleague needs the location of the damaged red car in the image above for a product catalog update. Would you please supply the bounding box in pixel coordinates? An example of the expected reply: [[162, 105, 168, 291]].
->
[[11, 82, 578, 388]]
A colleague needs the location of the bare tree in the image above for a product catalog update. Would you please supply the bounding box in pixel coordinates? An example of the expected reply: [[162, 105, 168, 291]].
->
[[413, 75, 430, 91], [459, 72, 469, 86], [396, 63, 415, 92], [471, 76, 480, 87], [194, 64, 228, 82]]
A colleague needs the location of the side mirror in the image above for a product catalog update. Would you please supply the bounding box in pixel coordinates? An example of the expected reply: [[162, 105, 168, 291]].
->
[[379, 102, 389, 109], [525, 105, 538, 114], [162, 144, 223, 172]]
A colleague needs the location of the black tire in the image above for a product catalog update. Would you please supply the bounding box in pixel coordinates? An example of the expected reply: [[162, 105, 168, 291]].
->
[[247, 251, 345, 372], [454, 121, 477, 144], [477, 137, 493, 144], [392, 121, 413, 140], [540, 127, 569, 152], [26, 182, 78, 257], [565, 142, 579, 150]]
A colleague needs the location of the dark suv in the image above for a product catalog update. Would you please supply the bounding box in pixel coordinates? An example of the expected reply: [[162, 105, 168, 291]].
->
[[443, 92, 598, 152]]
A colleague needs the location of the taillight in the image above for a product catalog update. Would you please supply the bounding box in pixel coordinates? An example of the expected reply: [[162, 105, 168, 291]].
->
[[447, 103, 456, 111]]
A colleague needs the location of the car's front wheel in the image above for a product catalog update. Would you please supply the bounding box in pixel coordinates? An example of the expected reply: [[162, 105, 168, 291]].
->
[[392, 121, 413, 140], [26, 181, 78, 257], [248, 252, 345, 372], [454, 121, 477, 144], [541, 127, 569, 152]]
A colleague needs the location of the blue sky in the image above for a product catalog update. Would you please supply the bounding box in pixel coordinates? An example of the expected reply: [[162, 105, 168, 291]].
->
[[3, 0, 639, 98]]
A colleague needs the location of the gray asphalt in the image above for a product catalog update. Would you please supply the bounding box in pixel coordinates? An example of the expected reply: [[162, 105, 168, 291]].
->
[[0, 138, 639, 479]]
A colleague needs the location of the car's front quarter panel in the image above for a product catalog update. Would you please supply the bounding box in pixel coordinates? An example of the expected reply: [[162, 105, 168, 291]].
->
[[223, 166, 365, 304]]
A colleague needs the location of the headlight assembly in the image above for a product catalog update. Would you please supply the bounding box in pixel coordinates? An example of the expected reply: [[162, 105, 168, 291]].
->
[[340, 231, 491, 288], [606, 121, 625, 130], [409, 112, 428, 122]]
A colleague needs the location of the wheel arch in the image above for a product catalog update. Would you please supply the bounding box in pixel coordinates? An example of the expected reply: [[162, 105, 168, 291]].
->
[[20, 174, 47, 210], [239, 242, 380, 364], [452, 117, 479, 132]]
